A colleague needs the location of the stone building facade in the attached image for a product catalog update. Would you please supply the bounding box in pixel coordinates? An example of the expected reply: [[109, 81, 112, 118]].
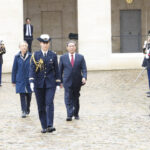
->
[[1, 0, 148, 72]]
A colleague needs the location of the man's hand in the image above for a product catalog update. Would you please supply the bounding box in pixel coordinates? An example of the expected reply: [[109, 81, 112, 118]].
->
[[82, 78, 86, 85], [12, 83, 16, 86], [30, 83, 34, 92]]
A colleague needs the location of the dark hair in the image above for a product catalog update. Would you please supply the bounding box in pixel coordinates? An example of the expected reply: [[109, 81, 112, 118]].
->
[[66, 40, 76, 47], [26, 18, 31, 21]]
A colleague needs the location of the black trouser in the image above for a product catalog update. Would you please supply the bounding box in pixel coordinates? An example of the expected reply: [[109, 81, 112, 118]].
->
[[24, 38, 33, 53], [19, 93, 32, 112], [64, 86, 81, 117]]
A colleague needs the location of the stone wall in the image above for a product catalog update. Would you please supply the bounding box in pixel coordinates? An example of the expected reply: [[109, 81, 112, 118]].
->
[[0, 0, 23, 72], [23, 0, 77, 54], [111, 0, 150, 53]]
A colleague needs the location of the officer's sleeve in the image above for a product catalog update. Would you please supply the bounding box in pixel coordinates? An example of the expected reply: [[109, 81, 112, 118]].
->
[[29, 53, 36, 84], [11, 56, 18, 84], [81, 56, 87, 80], [54, 54, 61, 86], [59, 56, 64, 84]]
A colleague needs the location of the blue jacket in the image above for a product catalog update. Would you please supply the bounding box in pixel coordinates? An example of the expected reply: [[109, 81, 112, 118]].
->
[[59, 53, 87, 88], [12, 52, 32, 93], [29, 50, 60, 88]]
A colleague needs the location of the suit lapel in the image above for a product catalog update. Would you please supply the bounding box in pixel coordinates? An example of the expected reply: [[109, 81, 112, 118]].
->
[[66, 53, 72, 68], [73, 53, 78, 68]]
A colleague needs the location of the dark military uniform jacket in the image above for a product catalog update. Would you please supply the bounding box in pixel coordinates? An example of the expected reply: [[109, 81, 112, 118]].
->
[[29, 50, 60, 88], [142, 42, 150, 69]]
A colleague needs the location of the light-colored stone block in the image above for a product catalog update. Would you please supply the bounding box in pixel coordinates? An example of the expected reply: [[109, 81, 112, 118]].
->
[[78, 0, 112, 69], [0, 0, 23, 73]]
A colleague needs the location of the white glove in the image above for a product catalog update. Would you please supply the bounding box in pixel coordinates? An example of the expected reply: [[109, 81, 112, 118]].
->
[[146, 50, 150, 59], [146, 55, 149, 59], [56, 86, 60, 92], [30, 83, 34, 92]]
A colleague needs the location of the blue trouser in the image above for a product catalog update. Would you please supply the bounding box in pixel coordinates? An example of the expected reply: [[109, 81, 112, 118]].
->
[[147, 69, 150, 89], [19, 93, 32, 112], [64, 86, 81, 117], [34, 87, 56, 129], [0, 63, 2, 84]]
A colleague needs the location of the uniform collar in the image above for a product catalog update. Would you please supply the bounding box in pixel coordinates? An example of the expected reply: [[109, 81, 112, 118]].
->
[[41, 49, 48, 56]]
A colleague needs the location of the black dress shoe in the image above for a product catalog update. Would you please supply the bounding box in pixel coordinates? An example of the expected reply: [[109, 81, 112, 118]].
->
[[66, 117, 72, 121], [47, 127, 56, 132], [26, 110, 30, 115], [75, 116, 80, 120], [41, 129, 47, 133], [21, 111, 26, 118], [146, 91, 150, 94]]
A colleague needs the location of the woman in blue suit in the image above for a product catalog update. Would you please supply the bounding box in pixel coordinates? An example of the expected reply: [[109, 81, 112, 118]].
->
[[12, 41, 32, 118]]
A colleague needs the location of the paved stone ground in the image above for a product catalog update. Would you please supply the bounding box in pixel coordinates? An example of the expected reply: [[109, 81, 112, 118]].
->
[[0, 70, 150, 150]]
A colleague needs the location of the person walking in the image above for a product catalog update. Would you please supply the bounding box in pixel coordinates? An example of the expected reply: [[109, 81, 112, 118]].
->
[[12, 41, 32, 118], [59, 40, 87, 121], [142, 31, 150, 97], [29, 34, 60, 133]]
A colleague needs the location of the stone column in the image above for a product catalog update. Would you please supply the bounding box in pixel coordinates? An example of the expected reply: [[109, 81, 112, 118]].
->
[[0, 0, 23, 72], [78, 0, 112, 70]]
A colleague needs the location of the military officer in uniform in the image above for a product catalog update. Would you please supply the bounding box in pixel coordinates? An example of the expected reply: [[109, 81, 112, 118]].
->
[[29, 34, 60, 133], [142, 31, 150, 97]]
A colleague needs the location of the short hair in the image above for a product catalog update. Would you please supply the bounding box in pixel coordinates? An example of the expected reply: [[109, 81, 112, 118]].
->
[[26, 18, 31, 21], [66, 40, 76, 47], [19, 41, 28, 48]]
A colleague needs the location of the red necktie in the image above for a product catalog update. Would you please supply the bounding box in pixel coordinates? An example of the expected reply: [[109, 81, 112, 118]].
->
[[71, 54, 74, 67]]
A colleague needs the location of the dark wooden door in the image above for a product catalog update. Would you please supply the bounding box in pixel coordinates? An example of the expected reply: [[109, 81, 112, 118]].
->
[[120, 10, 141, 53]]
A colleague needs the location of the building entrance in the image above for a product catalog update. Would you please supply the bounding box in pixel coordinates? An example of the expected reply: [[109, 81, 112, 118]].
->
[[120, 10, 141, 53], [23, 0, 78, 54]]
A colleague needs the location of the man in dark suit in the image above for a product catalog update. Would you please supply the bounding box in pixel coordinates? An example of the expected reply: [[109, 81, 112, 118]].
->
[[24, 18, 33, 52], [29, 34, 60, 133], [59, 40, 87, 121]]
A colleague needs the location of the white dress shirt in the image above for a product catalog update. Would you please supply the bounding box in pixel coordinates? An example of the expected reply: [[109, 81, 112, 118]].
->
[[26, 24, 31, 36], [68, 53, 75, 62], [41, 50, 48, 56]]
